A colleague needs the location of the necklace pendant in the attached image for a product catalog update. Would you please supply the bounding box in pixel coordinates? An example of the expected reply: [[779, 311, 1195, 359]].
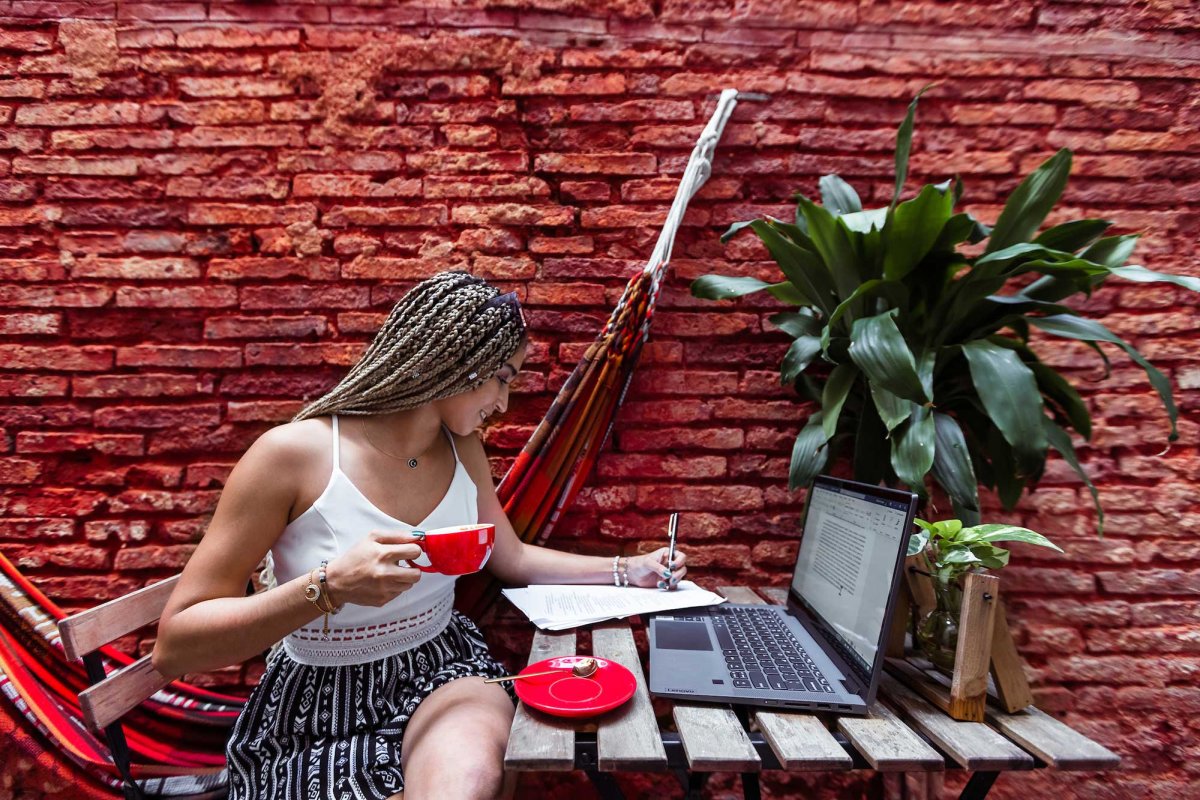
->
[[408, 458, 418, 469]]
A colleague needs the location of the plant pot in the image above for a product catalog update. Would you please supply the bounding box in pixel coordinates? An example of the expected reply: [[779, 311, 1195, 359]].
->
[[916, 575, 963, 673]]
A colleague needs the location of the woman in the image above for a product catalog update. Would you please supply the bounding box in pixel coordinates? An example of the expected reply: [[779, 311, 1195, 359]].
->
[[152, 271, 689, 800]]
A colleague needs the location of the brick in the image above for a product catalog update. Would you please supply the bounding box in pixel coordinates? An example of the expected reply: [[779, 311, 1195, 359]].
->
[[0, 30, 54, 51], [0, 258, 65, 281], [0, 375, 69, 397], [1098, 570, 1200, 595], [0, 345, 112, 371], [32, 576, 142, 602], [422, 175, 551, 199], [60, 202, 184, 226], [227, 400, 305, 422], [115, 286, 237, 308], [450, 204, 575, 227], [240, 285, 369, 310], [84, 519, 151, 543], [244, 342, 362, 367], [533, 153, 657, 174], [12, 156, 138, 176], [177, 28, 300, 49], [0, 488, 106, 517], [15, 101, 142, 126], [167, 175, 290, 198], [187, 203, 315, 225], [406, 151, 527, 173], [73, 374, 210, 398], [70, 257, 199, 280], [0, 458, 40, 484], [176, 126, 304, 149], [1023, 79, 1140, 105], [164, 100, 266, 126], [93, 404, 222, 430], [636, 484, 763, 512], [116, 346, 241, 369], [108, 489, 219, 514], [185, 463, 234, 488], [208, 258, 338, 281], [0, 312, 60, 335], [322, 205, 447, 228], [204, 315, 328, 339], [114, 544, 197, 570], [16, 432, 144, 456], [0, 518, 74, 541], [293, 174, 421, 198], [177, 76, 298, 98], [596, 454, 726, 479]]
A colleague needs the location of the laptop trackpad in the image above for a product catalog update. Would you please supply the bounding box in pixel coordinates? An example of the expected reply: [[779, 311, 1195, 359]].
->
[[656, 621, 713, 651]]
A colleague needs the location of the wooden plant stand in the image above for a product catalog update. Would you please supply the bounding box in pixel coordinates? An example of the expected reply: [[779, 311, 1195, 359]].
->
[[886, 557, 1034, 722]]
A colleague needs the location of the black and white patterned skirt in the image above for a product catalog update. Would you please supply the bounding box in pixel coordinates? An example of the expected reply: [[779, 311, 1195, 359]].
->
[[225, 610, 517, 800]]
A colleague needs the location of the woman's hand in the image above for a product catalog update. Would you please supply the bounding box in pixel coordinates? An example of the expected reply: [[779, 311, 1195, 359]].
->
[[324, 530, 424, 607], [626, 547, 688, 589]]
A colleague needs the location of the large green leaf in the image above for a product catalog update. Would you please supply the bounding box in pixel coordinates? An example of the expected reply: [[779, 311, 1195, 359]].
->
[[883, 183, 955, 281], [961, 339, 1047, 472], [781, 335, 823, 385], [841, 207, 888, 234], [890, 86, 933, 214], [1043, 417, 1104, 535], [767, 310, 821, 339], [820, 279, 908, 355], [1031, 314, 1179, 441], [931, 412, 981, 524], [821, 363, 858, 440], [691, 274, 781, 301], [986, 427, 1026, 508], [789, 412, 829, 491], [749, 219, 836, 317], [1034, 219, 1111, 253], [819, 174, 862, 216], [1108, 264, 1200, 293], [1030, 362, 1092, 439], [985, 149, 1073, 254], [1081, 234, 1138, 268], [720, 219, 757, 244], [766, 281, 812, 305], [849, 310, 928, 403], [933, 212, 990, 251], [798, 197, 861, 298], [968, 523, 1064, 552], [870, 382, 913, 432], [891, 404, 935, 494]]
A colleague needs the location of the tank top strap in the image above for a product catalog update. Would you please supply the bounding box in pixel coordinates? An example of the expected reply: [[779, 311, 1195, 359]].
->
[[331, 414, 341, 471], [441, 423, 459, 465]]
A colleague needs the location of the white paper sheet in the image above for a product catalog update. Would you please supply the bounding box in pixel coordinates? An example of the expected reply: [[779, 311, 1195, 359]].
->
[[501, 581, 726, 630]]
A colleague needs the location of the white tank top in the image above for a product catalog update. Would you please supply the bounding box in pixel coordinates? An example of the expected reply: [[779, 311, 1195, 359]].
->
[[269, 415, 478, 666]]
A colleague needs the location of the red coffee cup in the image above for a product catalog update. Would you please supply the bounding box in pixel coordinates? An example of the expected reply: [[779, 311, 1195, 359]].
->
[[405, 523, 495, 576]]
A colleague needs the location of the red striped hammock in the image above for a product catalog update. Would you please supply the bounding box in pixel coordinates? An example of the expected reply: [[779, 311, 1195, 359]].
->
[[0, 89, 744, 798]]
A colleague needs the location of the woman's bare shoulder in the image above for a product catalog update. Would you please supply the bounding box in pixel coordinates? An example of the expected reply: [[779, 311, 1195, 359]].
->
[[236, 417, 331, 478]]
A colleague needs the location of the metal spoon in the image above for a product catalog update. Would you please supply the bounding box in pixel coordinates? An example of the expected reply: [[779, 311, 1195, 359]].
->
[[485, 657, 599, 684]]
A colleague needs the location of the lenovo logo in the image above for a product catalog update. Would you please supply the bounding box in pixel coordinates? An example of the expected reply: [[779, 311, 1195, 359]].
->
[[666, 688, 695, 693]]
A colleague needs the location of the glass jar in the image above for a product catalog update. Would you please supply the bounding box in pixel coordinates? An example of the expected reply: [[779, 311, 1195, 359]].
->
[[916, 575, 963, 673]]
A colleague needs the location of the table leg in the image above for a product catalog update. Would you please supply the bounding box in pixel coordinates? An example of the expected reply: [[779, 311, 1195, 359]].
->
[[957, 771, 999, 800], [583, 768, 626, 800], [684, 771, 707, 800], [740, 772, 762, 800]]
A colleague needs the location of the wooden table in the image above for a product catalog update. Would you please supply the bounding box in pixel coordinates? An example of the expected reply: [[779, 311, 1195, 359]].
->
[[503, 586, 1120, 800]]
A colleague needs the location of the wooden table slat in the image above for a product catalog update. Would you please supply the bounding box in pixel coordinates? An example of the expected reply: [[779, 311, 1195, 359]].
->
[[717, 586, 763, 605], [753, 711, 853, 771], [673, 703, 762, 772], [889, 657, 1121, 771], [837, 701, 945, 772], [504, 630, 578, 772], [987, 705, 1122, 770], [592, 624, 668, 771], [756, 586, 789, 606], [878, 673, 1034, 771]]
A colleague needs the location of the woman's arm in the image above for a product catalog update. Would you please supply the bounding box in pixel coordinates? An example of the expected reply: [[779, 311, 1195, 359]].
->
[[153, 424, 425, 679], [455, 433, 688, 588]]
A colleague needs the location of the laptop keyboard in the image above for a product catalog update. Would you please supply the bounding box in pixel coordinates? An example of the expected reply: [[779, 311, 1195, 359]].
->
[[700, 607, 835, 694]]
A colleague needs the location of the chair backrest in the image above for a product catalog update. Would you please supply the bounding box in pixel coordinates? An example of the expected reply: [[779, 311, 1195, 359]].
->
[[58, 575, 180, 731]]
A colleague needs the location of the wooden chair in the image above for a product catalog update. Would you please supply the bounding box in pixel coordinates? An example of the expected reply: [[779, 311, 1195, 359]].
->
[[58, 575, 226, 800]]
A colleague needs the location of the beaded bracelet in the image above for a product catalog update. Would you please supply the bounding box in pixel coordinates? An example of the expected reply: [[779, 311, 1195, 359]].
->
[[619, 556, 629, 587], [305, 560, 342, 639], [611, 555, 621, 587]]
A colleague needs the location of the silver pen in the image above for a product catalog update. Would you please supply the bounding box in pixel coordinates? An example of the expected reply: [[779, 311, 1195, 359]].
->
[[661, 512, 678, 591]]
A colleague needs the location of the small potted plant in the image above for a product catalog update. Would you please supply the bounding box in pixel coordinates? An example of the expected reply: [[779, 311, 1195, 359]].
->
[[907, 519, 1062, 671]]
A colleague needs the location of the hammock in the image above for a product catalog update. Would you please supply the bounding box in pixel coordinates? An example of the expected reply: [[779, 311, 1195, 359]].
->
[[0, 88, 746, 798]]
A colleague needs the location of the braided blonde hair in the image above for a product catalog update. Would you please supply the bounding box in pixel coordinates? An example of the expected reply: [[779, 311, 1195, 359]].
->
[[294, 270, 527, 421]]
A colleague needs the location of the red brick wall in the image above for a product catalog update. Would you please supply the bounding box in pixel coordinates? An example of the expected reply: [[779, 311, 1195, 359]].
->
[[1, 2, 1197, 798]]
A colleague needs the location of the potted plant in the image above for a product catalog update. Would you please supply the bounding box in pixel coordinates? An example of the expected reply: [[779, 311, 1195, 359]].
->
[[691, 88, 1200, 531], [906, 519, 1062, 671]]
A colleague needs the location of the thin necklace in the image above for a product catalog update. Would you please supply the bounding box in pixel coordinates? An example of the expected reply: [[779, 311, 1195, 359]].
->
[[361, 419, 438, 469]]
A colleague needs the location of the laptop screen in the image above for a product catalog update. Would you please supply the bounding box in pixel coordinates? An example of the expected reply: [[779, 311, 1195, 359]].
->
[[789, 477, 915, 680]]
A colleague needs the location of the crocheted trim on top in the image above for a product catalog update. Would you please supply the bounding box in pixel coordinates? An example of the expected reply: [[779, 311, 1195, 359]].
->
[[283, 589, 455, 666]]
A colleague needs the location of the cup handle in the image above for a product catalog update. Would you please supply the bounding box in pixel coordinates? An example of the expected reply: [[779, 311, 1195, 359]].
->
[[404, 530, 434, 572]]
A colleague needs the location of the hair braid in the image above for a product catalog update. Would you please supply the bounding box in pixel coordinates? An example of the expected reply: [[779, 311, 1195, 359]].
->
[[293, 270, 527, 421]]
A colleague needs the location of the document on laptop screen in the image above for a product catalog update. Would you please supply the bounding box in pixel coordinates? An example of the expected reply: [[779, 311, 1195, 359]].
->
[[790, 483, 911, 672]]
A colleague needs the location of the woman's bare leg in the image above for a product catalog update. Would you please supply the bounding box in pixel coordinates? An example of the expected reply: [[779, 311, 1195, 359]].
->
[[399, 677, 516, 800]]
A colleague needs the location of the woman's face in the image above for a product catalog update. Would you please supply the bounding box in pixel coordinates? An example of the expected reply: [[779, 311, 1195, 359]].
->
[[435, 339, 529, 436]]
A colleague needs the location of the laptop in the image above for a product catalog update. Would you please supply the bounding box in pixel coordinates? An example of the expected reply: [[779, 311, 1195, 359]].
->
[[648, 475, 918, 714]]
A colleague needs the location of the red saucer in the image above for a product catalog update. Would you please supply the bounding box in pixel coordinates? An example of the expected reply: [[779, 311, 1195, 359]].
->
[[512, 656, 637, 718]]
